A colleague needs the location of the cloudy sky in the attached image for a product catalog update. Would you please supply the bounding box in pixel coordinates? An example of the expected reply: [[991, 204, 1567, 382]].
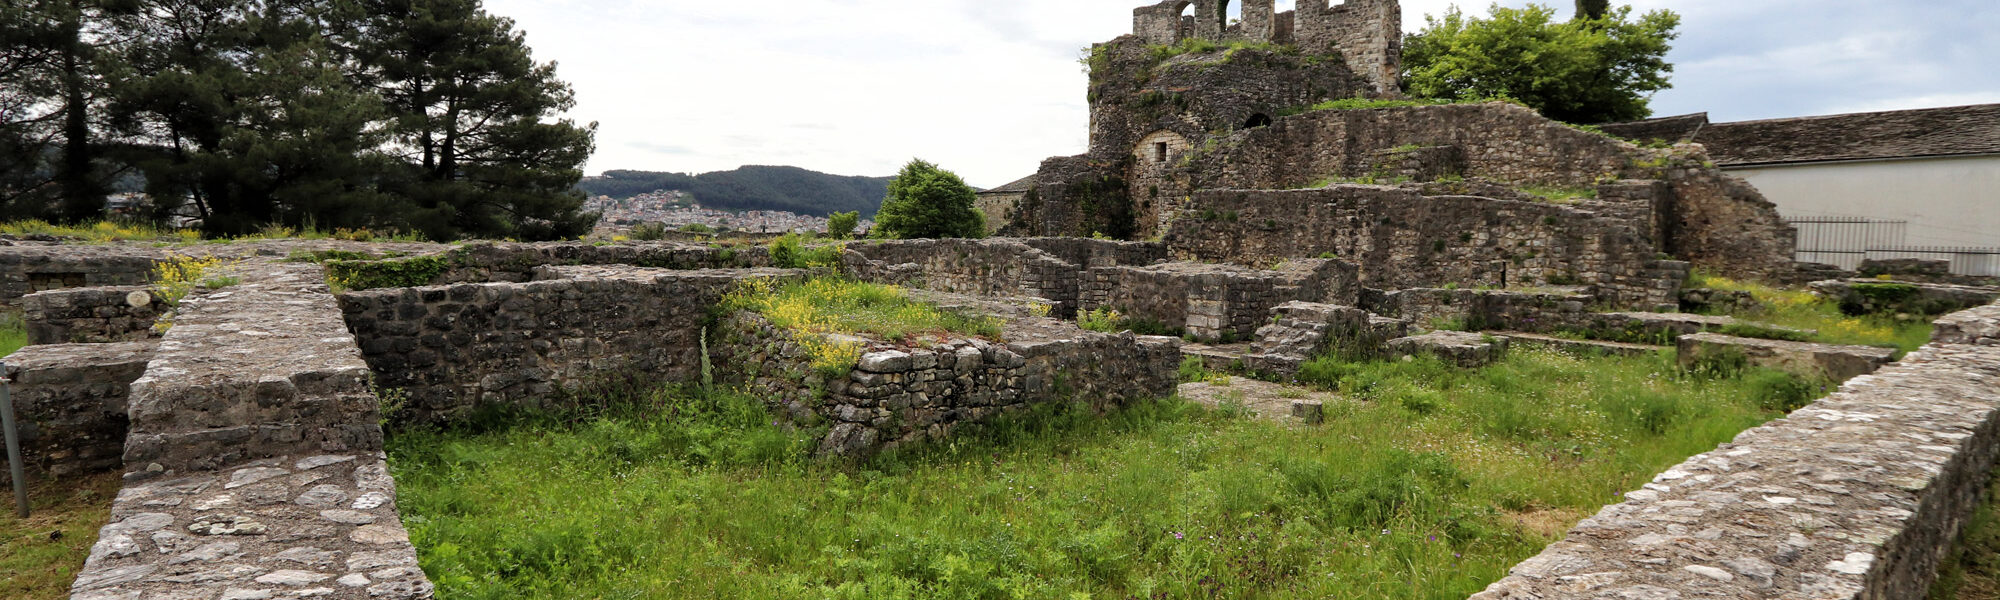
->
[[485, 0, 2000, 188]]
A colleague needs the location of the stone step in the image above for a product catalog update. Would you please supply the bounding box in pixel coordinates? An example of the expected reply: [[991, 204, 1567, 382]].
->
[[1491, 332, 1669, 357], [1387, 331, 1508, 368], [1675, 332, 1897, 383], [1594, 311, 1814, 343], [1177, 379, 1335, 424]]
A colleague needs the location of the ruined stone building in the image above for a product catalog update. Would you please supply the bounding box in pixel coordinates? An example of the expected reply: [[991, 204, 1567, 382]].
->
[[978, 0, 1801, 304], [1604, 104, 2000, 275]]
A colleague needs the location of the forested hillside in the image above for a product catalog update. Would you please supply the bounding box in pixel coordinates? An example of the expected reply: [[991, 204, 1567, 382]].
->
[[580, 166, 892, 217]]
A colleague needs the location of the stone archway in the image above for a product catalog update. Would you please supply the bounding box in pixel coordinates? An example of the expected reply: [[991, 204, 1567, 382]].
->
[[1244, 113, 1274, 129]]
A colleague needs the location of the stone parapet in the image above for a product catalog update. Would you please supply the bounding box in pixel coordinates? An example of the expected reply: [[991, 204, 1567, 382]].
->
[[1081, 259, 1359, 342], [1470, 301, 2000, 599], [0, 341, 152, 485], [23, 285, 167, 345], [123, 262, 382, 474]]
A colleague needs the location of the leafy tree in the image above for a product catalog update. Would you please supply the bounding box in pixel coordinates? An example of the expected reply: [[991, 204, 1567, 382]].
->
[[1402, 3, 1680, 123], [825, 211, 859, 239], [1575, 0, 1609, 21], [872, 159, 984, 240], [350, 0, 597, 241]]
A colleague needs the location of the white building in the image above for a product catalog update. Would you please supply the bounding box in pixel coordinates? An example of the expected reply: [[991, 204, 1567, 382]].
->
[[1606, 104, 2000, 275]]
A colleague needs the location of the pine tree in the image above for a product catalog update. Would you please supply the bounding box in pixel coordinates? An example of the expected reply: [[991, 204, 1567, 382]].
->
[[0, 0, 120, 222], [351, 0, 597, 241]]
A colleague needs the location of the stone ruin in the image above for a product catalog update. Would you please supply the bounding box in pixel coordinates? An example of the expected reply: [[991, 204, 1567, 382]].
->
[[2, 2, 1999, 599]]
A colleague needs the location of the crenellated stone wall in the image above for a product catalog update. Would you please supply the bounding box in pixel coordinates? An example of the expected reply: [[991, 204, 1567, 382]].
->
[[1128, 0, 1401, 93], [1471, 301, 2000, 600], [1165, 186, 1690, 307], [0, 341, 152, 486], [22, 285, 166, 345], [336, 266, 800, 425], [713, 312, 1182, 457]]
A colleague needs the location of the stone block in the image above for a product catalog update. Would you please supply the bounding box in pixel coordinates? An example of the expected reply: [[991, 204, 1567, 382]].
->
[[1676, 332, 1897, 383]]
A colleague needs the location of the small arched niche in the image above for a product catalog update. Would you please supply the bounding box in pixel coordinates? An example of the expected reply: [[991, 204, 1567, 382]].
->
[[1244, 113, 1274, 129]]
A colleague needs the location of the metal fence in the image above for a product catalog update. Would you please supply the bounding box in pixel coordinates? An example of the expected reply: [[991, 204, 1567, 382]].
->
[[1788, 216, 2000, 276]]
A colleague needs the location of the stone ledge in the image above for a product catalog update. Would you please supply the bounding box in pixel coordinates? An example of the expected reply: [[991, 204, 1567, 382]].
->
[[1471, 303, 2000, 600], [0, 341, 153, 485], [1676, 332, 1898, 383]]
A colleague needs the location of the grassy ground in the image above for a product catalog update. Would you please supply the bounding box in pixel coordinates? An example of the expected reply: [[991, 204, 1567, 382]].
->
[[0, 471, 125, 600], [0, 311, 28, 358], [1688, 272, 1935, 353], [389, 349, 1815, 599], [1931, 468, 2000, 599]]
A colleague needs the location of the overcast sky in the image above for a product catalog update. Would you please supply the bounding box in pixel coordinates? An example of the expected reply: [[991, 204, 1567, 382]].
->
[[485, 0, 2000, 188]]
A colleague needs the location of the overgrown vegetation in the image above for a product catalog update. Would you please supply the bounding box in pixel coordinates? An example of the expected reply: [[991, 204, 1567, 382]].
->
[[0, 311, 28, 357], [390, 348, 1818, 599], [324, 255, 452, 292], [1930, 464, 2000, 599], [1077, 306, 1183, 337], [722, 278, 1001, 375], [150, 253, 231, 305], [768, 234, 844, 269], [1147, 38, 1298, 62], [1687, 271, 1933, 353], [0, 471, 124, 600], [1402, 3, 1681, 123], [0, 220, 199, 243]]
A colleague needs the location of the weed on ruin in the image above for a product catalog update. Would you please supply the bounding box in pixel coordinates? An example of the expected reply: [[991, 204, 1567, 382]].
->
[[1687, 271, 1933, 352], [388, 348, 1818, 599], [724, 277, 1003, 345]]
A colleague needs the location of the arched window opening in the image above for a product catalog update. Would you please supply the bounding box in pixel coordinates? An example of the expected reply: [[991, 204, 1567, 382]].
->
[[1244, 113, 1273, 129]]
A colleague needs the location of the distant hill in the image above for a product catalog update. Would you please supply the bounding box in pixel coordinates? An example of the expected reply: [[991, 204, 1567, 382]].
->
[[579, 166, 893, 217]]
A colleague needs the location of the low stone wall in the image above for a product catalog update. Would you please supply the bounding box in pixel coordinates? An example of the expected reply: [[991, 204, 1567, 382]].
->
[[337, 266, 799, 424], [1081, 259, 1360, 341], [0, 341, 152, 485], [1368, 288, 1600, 333], [1165, 186, 1688, 307], [843, 239, 1085, 314], [1861, 259, 2000, 288], [713, 312, 1181, 456], [1810, 279, 2000, 317], [123, 262, 383, 474], [1471, 301, 2000, 599], [22, 285, 166, 345], [1240, 301, 1410, 375], [1677, 332, 1898, 383], [1018, 237, 1167, 269], [326, 241, 774, 290], [0, 245, 159, 304]]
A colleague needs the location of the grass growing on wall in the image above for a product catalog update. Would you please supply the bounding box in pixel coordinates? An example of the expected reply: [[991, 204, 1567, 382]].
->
[[1929, 464, 2000, 599], [1686, 271, 1934, 353], [725, 278, 1002, 344], [0, 312, 28, 357], [389, 349, 1816, 599], [0, 220, 200, 243]]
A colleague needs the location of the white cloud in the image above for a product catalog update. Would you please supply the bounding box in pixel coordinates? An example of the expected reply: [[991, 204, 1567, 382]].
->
[[487, 0, 1996, 187]]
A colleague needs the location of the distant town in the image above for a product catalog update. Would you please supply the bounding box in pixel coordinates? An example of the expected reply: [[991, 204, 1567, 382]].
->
[[586, 190, 873, 234]]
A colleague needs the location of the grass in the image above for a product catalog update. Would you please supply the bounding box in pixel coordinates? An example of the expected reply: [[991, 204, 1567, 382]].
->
[[0, 312, 28, 357], [0, 471, 125, 600], [726, 278, 1002, 343], [1686, 271, 1933, 353], [1518, 186, 1599, 203], [389, 348, 1819, 599], [1930, 465, 2000, 599], [1077, 306, 1183, 337], [0, 220, 199, 243]]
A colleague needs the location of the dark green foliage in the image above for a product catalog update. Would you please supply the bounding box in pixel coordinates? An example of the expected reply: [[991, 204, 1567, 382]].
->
[[766, 234, 841, 269], [1575, 0, 1611, 21], [1402, 3, 1680, 123], [1839, 282, 1921, 316], [578, 167, 893, 217], [825, 211, 860, 239], [325, 255, 452, 291], [873, 159, 985, 240], [629, 222, 668, 241]]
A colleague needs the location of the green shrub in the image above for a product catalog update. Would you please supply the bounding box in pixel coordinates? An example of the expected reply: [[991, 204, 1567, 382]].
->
[[325, 255, 451, 291], [630, 222, 669, 241], [768, 234, 843, 270]]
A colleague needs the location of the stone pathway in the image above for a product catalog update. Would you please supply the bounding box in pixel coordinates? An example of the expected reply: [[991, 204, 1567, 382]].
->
[[1178, 378, 1336, 424], [72, 454, 432, 600]]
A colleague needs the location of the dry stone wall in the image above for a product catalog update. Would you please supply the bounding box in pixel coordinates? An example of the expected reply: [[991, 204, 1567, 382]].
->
[[123, 262, 383, 474], [1166, 187, 1689, 307], [1471, 301, 2000, 600], [337, 266, 798, 425], [1081, 259, 1360, 341], [0, 244, 159, 304], [0, 341, 151, 486], [713, 313, 1181, 457], [844, 238, 1167, 318], [23, 285, 166, 345]]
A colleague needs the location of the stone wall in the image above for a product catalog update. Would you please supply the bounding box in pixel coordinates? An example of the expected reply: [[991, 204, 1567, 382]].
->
[[22, 285, 166, 345], [1368, 288, 1601, 333], [1081, 259, 1360, 341], [1811, 279, 2000, 317], [0, 245, 159, 304], [713, 312, 1182, 456], [337, 266, 799, 424], [1165, 187, 1689, 307], [844, 238, 1166, 317], [1128, 0, 1401, 94], [1470, 301, 2000, 599], [123, 262, 384, 474], [0, 341, 152, 486]]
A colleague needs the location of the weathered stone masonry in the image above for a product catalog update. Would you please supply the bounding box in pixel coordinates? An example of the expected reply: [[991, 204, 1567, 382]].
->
[[23, 285, 167, 345], [0, 341, 151, 486], [1472, 301, 2000, 600], [338, 266, 799, 424]]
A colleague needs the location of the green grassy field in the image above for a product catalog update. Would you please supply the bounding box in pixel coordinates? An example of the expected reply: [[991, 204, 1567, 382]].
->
[[389, 349, 1819, 599], [0, 471, 124, 600], [1688, 272, 1935, 353]]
